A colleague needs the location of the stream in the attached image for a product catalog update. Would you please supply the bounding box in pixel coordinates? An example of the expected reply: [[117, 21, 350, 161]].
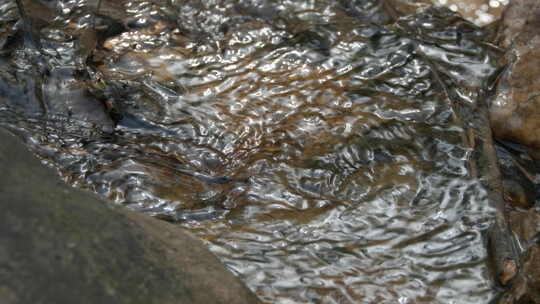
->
[[0, 0, 517, 303]]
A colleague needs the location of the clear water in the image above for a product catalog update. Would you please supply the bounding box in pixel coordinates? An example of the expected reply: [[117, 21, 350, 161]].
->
[[0, 0, 503, 302]]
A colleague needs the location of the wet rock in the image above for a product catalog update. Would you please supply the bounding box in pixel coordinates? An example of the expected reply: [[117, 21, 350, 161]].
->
[[496, 144, 536, 209], [0, 128, 260, 304], [494, 0, 540, 50], [502, 205, 540, 303], [386, 0, 432, 16], [500, 258, 519, 286], [518, 245, 540, 304], [489, 0, 540, 152], [42, 67, 115, 133], [508, 210, 540, 246], [502, 179, 535, 209], [15, 0, 56, 29], [489, 3, 540, 300], [500, 245, 540, 304], [1, 2, 116, 135], [338, 0, 397, 25]]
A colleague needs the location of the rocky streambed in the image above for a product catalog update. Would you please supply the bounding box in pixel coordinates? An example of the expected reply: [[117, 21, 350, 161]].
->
[[0, 0, 539, 303]]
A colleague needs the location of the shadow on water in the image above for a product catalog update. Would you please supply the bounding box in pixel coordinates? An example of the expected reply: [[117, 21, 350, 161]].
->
[[0, 0, 508, 302]]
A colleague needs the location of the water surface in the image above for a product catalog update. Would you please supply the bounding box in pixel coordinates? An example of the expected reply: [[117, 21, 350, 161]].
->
[[0, 1, 502, 302]]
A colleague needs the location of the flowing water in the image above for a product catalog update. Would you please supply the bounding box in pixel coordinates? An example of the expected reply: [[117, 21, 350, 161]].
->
[[0, 0, 506, 302]]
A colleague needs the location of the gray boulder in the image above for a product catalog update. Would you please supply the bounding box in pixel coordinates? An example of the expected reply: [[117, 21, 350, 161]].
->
[[0, 128, 260, 304]]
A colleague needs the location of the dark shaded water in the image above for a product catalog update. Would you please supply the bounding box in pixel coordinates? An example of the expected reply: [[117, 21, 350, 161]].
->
[[0, 0, 503, 302]]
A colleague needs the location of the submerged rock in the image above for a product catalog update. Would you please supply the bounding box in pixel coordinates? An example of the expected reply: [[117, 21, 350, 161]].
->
[[0, 128, 260, 304], [502, 213, 540, 304]]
